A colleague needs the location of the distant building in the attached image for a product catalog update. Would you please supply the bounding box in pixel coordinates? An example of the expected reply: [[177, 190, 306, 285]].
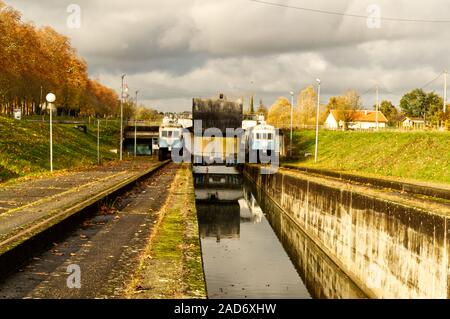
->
[[402, 117, 425, 129], [325, 110, 388, 130]]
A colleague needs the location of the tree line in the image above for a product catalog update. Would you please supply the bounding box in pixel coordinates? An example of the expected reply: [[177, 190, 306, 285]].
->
[[265, 86, 450, 129], [0, 1, 118, 117]]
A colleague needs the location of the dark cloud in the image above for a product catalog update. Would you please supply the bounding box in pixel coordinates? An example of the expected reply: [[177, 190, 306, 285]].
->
[[5, 0, 450, 111]]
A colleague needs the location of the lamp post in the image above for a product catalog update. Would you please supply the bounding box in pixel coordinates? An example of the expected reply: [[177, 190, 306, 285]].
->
[[134, 90, 139, 157], [97, 119, 100, 164], [444, 70, 447, 114], [290, 91, 294, 157], [120, 74, 126, 160], [375, 85, 379, 131], [46, 93, 56, 172], [315, 79, 321, 163]]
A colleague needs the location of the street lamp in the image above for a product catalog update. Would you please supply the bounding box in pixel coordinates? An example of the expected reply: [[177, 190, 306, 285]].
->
[[134, 90, 139, 157], [314, 79, 321, 163], [46, 93, 56, 172], [290, 91, 294, 157], [120, 74, 126, 161]]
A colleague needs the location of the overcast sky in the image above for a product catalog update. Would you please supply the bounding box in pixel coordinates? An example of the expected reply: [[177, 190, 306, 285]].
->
[[5, 0, 450, 112]]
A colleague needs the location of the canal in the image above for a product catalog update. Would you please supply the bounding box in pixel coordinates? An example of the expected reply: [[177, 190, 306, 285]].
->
[[194, 168, 365, 299]]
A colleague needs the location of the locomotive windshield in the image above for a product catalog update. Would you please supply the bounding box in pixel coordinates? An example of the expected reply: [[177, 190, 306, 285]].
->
[[161, 129, 181, 139], [255, 132, 274, 140]]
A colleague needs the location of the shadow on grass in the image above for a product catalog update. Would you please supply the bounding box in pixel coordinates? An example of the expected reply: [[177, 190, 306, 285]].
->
[[0, 166, 19, 183], [283, 130, 316, 163]]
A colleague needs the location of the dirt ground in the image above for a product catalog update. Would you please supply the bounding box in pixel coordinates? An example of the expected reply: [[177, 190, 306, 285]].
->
[[0, 163, 180, 298]]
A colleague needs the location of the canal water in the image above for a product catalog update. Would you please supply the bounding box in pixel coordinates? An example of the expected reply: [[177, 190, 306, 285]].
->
[[195, 172, 311, 299]]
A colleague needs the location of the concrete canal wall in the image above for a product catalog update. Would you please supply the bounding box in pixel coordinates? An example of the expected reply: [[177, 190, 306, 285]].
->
[[244, 165, 450, 299]]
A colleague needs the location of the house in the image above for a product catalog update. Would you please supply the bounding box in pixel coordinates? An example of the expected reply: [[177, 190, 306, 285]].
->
[[402, 117, 425, 129], [324, 110, 388, 130]]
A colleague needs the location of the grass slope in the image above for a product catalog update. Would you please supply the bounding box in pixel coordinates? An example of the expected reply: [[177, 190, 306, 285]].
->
[[0, 116, 120, 182], [288, 130, 450, 184]]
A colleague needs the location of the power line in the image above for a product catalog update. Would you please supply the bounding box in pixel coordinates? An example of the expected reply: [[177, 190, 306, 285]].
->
[[360, 85, 377, 96], [420, 72, 443, 89], [251, 0, 450, 23], [378, 84, 395, 95]]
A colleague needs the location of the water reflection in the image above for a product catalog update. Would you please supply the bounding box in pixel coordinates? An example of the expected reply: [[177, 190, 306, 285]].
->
[[239, 191, 264, 224], [197, 202, 240, 241], [244, 179, 367, 299], [195, 170, 311, 299], [244, 165, 450, 299]]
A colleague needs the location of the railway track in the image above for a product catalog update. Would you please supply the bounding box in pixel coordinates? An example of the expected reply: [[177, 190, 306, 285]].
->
[[0, 161, 177, 298]]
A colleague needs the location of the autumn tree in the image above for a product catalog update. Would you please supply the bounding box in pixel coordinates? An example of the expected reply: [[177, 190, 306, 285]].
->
[[400, 89, 444, 126], [295, 86, 318, 126], [400, 89, 428, 118], [373, 100, 399, 126], [0, 1, 117, 118], [267, 97, 291, 128], [135, 106, 163, 121]]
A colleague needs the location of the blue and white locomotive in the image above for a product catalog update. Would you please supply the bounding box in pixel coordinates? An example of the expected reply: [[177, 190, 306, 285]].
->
[[243, 115, 279, 163], [158, 117, 185, 161]]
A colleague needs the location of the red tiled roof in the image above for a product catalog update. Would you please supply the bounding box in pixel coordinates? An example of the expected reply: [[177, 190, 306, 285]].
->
[[330, 110, 388, 123]]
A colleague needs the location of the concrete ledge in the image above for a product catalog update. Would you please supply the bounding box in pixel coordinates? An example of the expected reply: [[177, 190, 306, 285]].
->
[[282, 164, 450, 201], [0, 160, 170, 277], [245, 164, 450, 298]]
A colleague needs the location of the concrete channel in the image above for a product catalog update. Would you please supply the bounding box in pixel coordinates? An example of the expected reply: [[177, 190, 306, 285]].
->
[[244, 164, 450, 299], [2, 159, 449, 299], [0, 161, 206, 299]]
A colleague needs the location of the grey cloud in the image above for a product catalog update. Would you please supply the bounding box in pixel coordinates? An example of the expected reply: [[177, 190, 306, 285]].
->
[[5, 0, 450, 111]]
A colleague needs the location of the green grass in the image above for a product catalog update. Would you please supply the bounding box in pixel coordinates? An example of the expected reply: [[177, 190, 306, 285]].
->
[[152, 207, 184, 260], [0, 116, 121, 182], [287, 130, 450, 184]]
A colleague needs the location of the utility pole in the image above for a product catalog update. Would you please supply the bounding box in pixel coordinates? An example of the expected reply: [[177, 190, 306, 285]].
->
[[376, 85, 379, 131], [135, 90, 139, 157], [97, 119, 100, 164], [134, 120, 137, 157], [290, 91, 294, 157], [39, 86, 43, 115], [120, 74, 126, 161], [46, 93, 56, 172], [315, 79, 321, 163], [50, 103, 53, 172], [444, 70, 447, 114], [135, 90, 139, 108]]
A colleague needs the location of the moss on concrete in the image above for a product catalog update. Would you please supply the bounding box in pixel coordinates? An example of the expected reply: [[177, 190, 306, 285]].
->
[[126, 164, 206, 299]]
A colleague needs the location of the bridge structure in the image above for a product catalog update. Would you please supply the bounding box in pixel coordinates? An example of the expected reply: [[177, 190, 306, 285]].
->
[[124, 120, 160, 156]]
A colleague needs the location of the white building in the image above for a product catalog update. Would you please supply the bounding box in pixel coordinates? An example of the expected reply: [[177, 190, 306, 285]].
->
[[402, 117, 425, 129], [325, 110, 388, 130]]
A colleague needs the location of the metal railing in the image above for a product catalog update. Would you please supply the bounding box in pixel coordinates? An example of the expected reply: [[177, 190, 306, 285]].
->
[[126, 120, 161, 127]]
